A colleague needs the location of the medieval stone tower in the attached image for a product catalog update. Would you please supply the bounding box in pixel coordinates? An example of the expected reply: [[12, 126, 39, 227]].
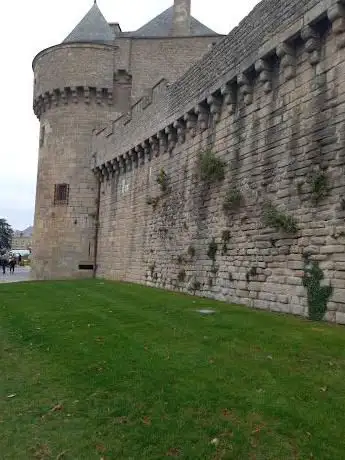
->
[[31, 0, 221, 280]]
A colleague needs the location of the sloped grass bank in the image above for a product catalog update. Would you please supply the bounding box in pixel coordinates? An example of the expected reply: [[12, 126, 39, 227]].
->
[[0, 280, 345, 459]]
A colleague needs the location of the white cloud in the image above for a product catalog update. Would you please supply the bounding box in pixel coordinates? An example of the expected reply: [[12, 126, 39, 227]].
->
[[0, 0, 260, 230]]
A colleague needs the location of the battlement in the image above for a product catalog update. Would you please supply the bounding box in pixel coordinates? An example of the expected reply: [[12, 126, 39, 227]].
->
[[93, 0, 336, 176], [33, 86, 114, 119]]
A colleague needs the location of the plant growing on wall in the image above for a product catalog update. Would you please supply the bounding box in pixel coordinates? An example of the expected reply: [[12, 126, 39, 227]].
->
[[177, 254, 185, 264], [199, 150, 226, 183], [223, 187, 242, 212], [303, 259, 333, 321], [262, 202, 298, 234], [156, 168, 169, 193], [187, 245, 196, 257], [246, 266, 257, 282], [310, 171, 329, 204], [178, 269, 186, 282], [207, 238, 218, 262], [221, 230, 231, 255]]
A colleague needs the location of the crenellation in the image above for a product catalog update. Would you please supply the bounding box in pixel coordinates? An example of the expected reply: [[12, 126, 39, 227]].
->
[[33, 86, 114, 119]]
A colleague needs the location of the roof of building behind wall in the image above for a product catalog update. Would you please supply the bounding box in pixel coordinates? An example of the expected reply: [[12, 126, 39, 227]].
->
[[128, 6, 218, 37], [63, 2, 114, 44], [63, 2, 219, 45]]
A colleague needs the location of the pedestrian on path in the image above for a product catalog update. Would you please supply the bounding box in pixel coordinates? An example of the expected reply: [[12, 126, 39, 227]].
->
[[0, 254, 6, 275], [9, 256, 16, 274]]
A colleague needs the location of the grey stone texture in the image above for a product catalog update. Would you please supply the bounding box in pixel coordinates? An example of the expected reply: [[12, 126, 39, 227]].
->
[[33, 0, 345, 322], [31, 1, 221, 280]]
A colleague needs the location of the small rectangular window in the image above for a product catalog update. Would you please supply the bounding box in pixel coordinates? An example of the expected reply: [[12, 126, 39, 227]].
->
[[39, 125, 45, 147], [54, 183, 69, 205], [78, 264, 94, 270]]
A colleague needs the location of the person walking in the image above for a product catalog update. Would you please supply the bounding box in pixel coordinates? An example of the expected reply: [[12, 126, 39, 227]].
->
[[9, 256, 16, 275], [0, 253, 6, 275]]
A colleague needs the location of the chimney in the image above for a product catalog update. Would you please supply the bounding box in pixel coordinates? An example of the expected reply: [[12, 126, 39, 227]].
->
[[172, 0, 191, 36]]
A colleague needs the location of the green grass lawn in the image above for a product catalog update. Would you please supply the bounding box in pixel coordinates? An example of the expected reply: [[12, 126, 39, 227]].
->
[[1, 280, 345, 459]]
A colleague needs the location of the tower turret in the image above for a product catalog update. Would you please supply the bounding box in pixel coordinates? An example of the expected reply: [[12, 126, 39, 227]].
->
[[31, 3, 116, 279]]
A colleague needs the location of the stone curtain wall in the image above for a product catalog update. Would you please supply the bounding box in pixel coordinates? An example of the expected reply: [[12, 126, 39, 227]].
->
[[94, 0, 345, 322]]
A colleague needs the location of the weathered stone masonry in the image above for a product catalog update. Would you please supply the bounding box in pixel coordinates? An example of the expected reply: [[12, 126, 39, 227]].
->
[[31, 1, 221, 280], [94, 0, 345, 322]]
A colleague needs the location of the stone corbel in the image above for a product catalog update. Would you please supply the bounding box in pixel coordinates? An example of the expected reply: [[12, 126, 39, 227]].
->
[[195, 104, 209, 131], [107, 90, 113, 106], [184, 112, 197, 137], [50, 90, 58, 107], [207, 95, 222, 123], [173, 120, 186, 144], [118, 155, 126, 174], [100, 164, 108, 180], [43, 92, 50, 111], [149, 136, 160, 157], [105, 161, 113, 177], [71, 87, 78, 104], [328, 3, 345, 49], [94, 166, 102, 181], [37, 96, 44, 116], [111, 159, 120, 174], [301, 25, 321, 65], [96, 89, 102, 105], [84, 87, 90, 104], [221, 84, 236, 114], [158, 131, 168, 154], [135, 145, 145, 166], [142, 141, 151, 162], [237, 74, 253, 105], [125, 153, 133, 172], [276, 43, 296, 81], [61, 88, 68, 105], [255, 59, 272, 93], [165, 125, 177, 153]]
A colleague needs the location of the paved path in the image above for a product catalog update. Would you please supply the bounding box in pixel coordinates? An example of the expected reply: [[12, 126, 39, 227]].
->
[[0, 267, 31, 284]]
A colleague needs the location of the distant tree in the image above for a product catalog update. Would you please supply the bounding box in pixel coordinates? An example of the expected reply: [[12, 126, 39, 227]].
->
[[0, 218, 13, 252]]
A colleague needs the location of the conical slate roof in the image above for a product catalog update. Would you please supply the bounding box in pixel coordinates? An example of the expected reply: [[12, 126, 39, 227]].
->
[[63, 2, 114, 43], [132, 6, 217, 37]]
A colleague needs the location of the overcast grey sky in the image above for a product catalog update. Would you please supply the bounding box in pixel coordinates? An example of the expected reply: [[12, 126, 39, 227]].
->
[[0, 0, 260, 230]]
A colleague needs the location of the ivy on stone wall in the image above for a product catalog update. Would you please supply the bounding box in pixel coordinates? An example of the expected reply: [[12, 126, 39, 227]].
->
[[262, 203, 298, 234], [223, 187, 242, 213], [309, 171, 329, 204], [207, 238, 218, 262], [302, 257, 333, 321], [199, 150, 226, 183], [156, 168, 169, 193], [221, 230, 231, 255]]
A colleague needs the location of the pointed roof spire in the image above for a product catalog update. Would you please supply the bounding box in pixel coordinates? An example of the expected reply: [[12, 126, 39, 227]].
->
[[63, 3, 114, 44]]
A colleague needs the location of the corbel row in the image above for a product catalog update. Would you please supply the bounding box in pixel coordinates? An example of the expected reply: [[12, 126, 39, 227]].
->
[[94, 9, 345, 180], [33, 86, 113, 118]]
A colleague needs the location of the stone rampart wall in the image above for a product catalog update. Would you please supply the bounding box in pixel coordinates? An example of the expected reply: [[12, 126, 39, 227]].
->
[[94, 0, 345, 322]]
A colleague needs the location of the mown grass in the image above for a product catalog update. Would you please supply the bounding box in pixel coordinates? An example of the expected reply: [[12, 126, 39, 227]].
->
[[0, 280, 345, 459]]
